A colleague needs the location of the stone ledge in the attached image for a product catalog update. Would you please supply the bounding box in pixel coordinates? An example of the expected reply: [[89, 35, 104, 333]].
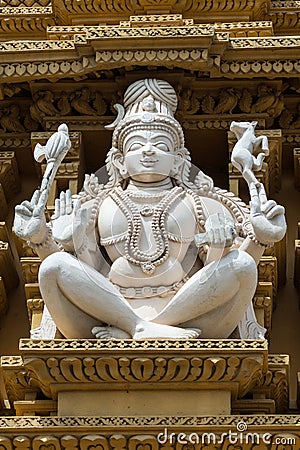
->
[[16, 339, 268, 411], [0, 415, 299, 447]]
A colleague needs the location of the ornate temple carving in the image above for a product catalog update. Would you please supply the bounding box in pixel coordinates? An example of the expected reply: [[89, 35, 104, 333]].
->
[[0, 0, 298, 439]]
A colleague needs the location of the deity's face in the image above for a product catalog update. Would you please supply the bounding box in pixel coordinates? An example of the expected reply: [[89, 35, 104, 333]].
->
[[122, 128, 178, 182]]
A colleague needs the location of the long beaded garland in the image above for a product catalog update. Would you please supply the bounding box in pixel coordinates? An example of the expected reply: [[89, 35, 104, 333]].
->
[[110, 186, 185, 275]]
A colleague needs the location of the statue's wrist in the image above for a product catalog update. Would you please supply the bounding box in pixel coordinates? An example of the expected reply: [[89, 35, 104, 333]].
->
[[27, 226, 53, 249], [75, 235, 88, 256], [247, 233, 269, 249]]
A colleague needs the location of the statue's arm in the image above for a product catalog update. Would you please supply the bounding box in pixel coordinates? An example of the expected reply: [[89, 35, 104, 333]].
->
[[14, 189, 61, 261], [194, 197, 238, 265], [51, 192, 107, 273], [240, 182, 286, 265]]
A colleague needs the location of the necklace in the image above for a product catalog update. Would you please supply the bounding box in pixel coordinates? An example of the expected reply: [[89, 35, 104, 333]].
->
[[110, 186, 184, 275]]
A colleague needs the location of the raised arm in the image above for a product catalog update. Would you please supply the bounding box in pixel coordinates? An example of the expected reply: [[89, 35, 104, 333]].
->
[[14, 189, 60, 260], [239, 182, 286, 264]]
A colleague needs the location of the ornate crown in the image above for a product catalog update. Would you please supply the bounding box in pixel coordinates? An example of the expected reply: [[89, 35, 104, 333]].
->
[[106, 78, 185, 151]]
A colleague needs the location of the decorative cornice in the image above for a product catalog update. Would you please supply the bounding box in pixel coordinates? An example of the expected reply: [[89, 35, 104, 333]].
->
[[0, 6, 52, 14], [52, 0, 268, 20], [271, 0, 300, 6], [19, 338, 268, 352], [83, 24, 214, 39], [0, 9, 55, 37], [1, 414, 300, 428], [230, 36, 300, 49], [0, 0, 50, 6], [0, 40, 75, 52], [218, 59, 300, 77], [18, 339, 268, 399], [214, 20, 273, 37], [1, 19, 300, 81]]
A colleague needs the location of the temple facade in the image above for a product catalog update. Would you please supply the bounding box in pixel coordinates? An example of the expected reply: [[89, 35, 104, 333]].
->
[[0, 0, 300, 448]]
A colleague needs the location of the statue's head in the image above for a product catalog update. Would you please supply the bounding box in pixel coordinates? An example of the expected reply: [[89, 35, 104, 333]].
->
[[105, 79, 191, 187]]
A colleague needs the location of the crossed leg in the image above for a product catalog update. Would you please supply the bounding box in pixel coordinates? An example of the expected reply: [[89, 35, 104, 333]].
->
[[101, 248, 257, 339], [153, 248, 257, 336], [38, 252, 200, 339]]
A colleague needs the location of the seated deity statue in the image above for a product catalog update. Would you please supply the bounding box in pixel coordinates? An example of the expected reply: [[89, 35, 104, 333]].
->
[[14, 78, 286, 340]]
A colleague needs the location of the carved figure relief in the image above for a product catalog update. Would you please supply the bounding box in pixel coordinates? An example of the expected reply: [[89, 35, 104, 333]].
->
[[178, 84, 285, 125], [13, 78, 286, 341]]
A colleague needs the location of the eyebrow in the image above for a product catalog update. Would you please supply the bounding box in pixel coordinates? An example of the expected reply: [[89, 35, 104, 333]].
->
[[125, 135, 174, 143]]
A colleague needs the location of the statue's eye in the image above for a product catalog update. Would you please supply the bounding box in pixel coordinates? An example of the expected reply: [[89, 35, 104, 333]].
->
[[156, 142, 169, 152], [128, 143, 143, 152]]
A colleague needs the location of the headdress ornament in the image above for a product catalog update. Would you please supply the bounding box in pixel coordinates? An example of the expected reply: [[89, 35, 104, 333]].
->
[[106, 78, 185, 151]]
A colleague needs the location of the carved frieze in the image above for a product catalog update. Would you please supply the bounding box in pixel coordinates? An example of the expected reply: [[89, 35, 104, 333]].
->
[[1, 0, 50, 6], [270, 1, 300, 35], [0, 7, 55, 38], [214, 20, 274, 37], [0, 416, 299, 447], [26, 80, 276, 133], [49, 0, 268, 22], [2, 18, 300, 82]]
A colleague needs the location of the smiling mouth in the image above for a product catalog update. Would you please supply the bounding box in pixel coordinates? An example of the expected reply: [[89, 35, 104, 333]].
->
[[140, 159, 159, 166]]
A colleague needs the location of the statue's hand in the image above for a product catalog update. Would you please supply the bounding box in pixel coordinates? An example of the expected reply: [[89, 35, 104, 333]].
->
[[14, 190, 48, 243], [249, 182, 286, 245], [204, 213, 237, 248], [52, 190, 91, 251]]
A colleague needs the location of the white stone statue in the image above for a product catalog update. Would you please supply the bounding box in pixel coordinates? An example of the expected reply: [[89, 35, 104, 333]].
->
[[14, 79, 286, 340]]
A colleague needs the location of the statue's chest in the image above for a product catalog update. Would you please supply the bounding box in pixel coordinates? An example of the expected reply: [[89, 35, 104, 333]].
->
[[98, 190, 197, 247]]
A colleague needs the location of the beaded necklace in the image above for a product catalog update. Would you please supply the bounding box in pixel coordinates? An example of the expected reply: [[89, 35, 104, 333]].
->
[[110, 186, 184, 275]]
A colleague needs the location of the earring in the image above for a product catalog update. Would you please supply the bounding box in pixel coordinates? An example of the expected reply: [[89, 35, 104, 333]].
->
[[119, 165, 128, 177]]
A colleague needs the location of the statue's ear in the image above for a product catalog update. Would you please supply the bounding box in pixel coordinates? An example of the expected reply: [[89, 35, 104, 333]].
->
[[106, 146, 128, 179], [113, 153, 128, 177], [170, 147, 186, 177], [251, 121, 258, 128]]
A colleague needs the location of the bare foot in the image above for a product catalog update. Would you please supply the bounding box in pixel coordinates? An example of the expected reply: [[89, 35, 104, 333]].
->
[[91, 326, 131, 339], [133, 322, 201, 339]]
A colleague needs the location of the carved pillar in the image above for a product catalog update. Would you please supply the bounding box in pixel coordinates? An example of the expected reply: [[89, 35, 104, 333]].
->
[[294, 148, 300, 190], [0, 151, 19, 218]]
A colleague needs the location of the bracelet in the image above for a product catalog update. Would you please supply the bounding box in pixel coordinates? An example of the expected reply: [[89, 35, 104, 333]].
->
[[75, 236, 88, 256], [247, 232, 269, 249], [27, 227, 53, 250]]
